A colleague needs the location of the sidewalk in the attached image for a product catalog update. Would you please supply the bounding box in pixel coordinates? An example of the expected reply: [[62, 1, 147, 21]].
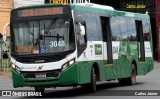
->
[[154, 61, 160, 69], [0, 71, 11, 79], [0, 67, 12, 79], [0, 62, 160, 79]]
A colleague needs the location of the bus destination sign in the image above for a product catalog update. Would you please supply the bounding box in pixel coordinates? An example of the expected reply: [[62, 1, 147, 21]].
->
[[18, 7, 63, 17]]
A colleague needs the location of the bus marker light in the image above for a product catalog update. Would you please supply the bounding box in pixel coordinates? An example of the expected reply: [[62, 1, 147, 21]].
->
[[62, 63, 68, 71], [15, 66, 21, 73]]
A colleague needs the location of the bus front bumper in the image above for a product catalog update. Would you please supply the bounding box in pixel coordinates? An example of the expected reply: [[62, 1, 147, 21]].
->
[[12, 65, 79, 88]]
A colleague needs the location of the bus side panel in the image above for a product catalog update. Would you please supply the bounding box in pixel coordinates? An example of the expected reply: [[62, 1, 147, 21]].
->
[[76, 61, 91, 84], [137, 62, 146, 75], [145, 57, 153, 74], [137, 56, 153, 75], [59, 64, 79, 84], [12, 69, 24, 88], [105, 60, 120, 80]]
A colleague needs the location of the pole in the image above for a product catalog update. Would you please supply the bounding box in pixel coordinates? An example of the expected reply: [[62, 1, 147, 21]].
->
[[0, 41, 2, 71]]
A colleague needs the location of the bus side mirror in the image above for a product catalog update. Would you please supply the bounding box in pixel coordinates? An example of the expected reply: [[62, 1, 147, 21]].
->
[[79, 24, 86, 36], [3, 23, 9, 42], [3, 23, 10, 47]]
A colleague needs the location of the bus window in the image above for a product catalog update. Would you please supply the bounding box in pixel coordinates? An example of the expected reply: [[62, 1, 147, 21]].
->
[[119, 17, 129, 41], [76, 22, 86, 45], [75, 22, 87, 57], [143, 20, 150, 41], [127, 18, 137, 41], [110, 16, 121, 41], [79, 23, 86, 36], [85, 12, 101, 41]]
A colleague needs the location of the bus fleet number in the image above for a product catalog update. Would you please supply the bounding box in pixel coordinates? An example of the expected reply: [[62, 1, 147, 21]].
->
[[50, 41, 65, 47]]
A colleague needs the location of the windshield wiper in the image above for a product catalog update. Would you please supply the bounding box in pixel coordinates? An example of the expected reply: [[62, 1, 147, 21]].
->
[[41, 17, 57, 44], [24, 22, 39, 49], [24, 22, 33, 35], [44, 17, 57, 35]]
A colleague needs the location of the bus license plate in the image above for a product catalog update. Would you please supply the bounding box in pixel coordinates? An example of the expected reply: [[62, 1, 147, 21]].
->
[[35, 73, 46, 78]]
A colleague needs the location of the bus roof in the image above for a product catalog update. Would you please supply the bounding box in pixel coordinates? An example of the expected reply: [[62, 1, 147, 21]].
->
[[73, 3, 114, 10], [69, 3, 150, 19], [16, 3, 60, 9], [16, 3, 150, 19]]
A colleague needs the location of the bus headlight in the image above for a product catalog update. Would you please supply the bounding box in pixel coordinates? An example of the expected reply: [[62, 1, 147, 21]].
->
[[62, 58, 75, 71], [12, 64, 16, 69], [12, 63, 21, 73], [69, 59, 75, 65]]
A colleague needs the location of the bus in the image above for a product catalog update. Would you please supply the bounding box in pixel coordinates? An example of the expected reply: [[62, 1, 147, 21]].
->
[[5, 2, 153, 94]]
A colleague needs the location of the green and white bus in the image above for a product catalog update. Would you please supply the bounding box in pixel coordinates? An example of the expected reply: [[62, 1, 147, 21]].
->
[[8, 2, 153, 93]]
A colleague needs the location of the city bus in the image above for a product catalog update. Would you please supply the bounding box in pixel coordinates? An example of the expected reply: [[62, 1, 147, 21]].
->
[[5, 2, 153, 93]]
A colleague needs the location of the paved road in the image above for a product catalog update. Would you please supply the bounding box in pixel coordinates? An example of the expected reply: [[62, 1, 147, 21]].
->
[[0, 63, 160, 99]]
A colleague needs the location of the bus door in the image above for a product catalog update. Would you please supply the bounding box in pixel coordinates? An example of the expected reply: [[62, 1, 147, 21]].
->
[[100, 17, 113, 64], [135, 20, 145, 62]]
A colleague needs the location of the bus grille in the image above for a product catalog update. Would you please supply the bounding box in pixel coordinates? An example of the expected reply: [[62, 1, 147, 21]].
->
[[21, 69, 61, 78], [13, 54, 66, 63]]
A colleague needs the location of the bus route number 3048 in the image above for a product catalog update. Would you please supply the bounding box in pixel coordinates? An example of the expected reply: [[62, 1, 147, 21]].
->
[[50, 41, 65, 47]]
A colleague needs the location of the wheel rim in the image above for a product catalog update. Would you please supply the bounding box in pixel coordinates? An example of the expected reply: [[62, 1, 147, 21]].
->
[[93, 73, 96, 91], [92, 68, 96, 92], [131, 69, 136, 85]]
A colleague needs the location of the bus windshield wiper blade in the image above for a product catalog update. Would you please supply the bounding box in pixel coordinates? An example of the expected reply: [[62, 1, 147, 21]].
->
[[24, 22, 38, 48], [44, 17, 57, 35], [24, 22, 33, 35]]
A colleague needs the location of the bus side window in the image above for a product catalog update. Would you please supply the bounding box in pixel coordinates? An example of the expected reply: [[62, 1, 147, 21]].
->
[[142, 20, 150, 41], [76, 22, 86, 45]]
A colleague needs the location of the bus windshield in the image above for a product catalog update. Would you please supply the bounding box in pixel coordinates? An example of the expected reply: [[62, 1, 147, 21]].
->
[[12, 18, 75, 55]]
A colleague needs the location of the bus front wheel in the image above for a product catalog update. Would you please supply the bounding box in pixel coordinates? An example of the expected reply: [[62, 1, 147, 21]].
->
[[129, 64, 137, 85], [89, 67, 96, 93]]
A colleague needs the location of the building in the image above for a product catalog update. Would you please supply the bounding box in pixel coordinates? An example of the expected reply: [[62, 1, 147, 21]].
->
[[13, 0, 44, 8], [155, 0, 160, 62], [0, 0, 13, 37], [0, 0, 45, 36], [0, 0, 13, 70]]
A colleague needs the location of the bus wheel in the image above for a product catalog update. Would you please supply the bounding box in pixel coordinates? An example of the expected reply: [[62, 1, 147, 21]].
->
[[34, 88, 45, 95], [127, 64, 136, 85], [89, 67, 96, 93], [118, 79, 126, 85]]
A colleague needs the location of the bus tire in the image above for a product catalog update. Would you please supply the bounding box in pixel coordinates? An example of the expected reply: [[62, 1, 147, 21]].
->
[[89, 67, 96, 93], [34, 88, 44, 95], [119, 64, 136, 86], [127, 64, 136, 85], [119, 79, 126, 85]]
